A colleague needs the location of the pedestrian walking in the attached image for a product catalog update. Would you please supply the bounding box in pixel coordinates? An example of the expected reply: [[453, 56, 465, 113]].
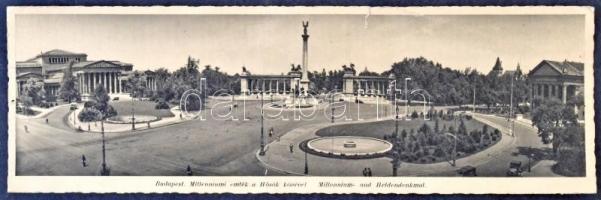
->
[[147, 122, 150, 128], [88, 124, 91, 131], [45, 118, 48, 124], [24, 125, 28, 133], [186, 165, 193, 176], [362, 168, 367, 176], [289, 144, 294, 153], [81, 154, 87, 167], [269, 128, 274, 138], [367, 168, 372, 176]]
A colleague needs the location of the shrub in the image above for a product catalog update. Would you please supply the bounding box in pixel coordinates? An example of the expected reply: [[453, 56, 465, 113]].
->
[[78, 107, 102, 122], [411, 111, 419, 119], [21, 107, 36, 115], [155, 101, 170, 110], [84, 101, 96, 108]]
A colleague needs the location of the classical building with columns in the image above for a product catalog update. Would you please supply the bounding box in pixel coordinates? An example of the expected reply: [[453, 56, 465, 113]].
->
[[16, 49, 133, 101], [342, 68, 395, 96], [528, 60, 584, 118]]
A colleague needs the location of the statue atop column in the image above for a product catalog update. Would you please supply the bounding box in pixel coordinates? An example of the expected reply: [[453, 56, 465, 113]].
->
[[302, 21, 309, 36]]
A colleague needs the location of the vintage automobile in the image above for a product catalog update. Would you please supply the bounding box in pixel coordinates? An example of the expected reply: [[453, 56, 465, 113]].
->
[[506, 161, 523, 176], [69, 103, 78, 111], [457, 166, 477, 176], [112, 97, 120, 101]]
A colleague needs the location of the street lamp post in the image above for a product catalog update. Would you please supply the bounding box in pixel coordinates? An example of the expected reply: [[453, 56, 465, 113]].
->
[[509, 73, 515, 137], [391, 150, 400, 176], [131, 90, 135, 131], [304, 148, 308, 175], [472, 85, 476, 113], [445, 132, 457, 167], [388, 80, 400, 136], [331, 86, 338, 123], [528, 146, 533, 172], [404, 78, 412, 119], [100, 119, 109, 176], [331, 92, 335, 123], [200, 77, 206, 111], [259, 83, 266, 156]]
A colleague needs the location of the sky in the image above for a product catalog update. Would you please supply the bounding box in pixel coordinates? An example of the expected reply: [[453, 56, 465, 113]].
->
[[14, 14, 585, 75]]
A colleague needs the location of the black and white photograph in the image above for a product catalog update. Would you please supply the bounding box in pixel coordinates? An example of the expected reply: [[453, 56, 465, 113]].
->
[[6, 6, 596, 194]]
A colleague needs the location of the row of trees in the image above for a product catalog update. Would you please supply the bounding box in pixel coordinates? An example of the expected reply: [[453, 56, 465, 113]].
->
[[531, 97, 584, 176], [385, 117, 501, 164], [18, 56, 533, 112]]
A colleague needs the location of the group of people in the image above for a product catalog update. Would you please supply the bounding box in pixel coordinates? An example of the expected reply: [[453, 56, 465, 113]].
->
[[362, 168, 373, 176]]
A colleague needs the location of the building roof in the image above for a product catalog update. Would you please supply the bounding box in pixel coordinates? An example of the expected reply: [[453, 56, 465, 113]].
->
[[492, 57, 503, 71], [40, 49, 86, 56], [16, 72, 43, 78], [529, 60, 584, 77], [16, 61, 42, 68], [24, 49, 87, 62], [41, 60, 133, 72]]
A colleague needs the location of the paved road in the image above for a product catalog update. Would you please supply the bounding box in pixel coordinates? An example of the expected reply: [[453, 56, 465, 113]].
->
[[15, 101, 550, 177], [430, 114, 550, 176], [16, 101, 402, 176]]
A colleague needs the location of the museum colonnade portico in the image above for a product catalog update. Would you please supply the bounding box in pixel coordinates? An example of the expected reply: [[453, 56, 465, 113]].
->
[[531, 82, 581, 104], [77, 71, 123, 95]]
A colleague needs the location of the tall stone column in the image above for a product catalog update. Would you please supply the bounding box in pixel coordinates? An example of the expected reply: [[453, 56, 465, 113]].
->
[[240, 77, 248, 95], [117, 73, 121, 93], [283, 80, 287, 93], [268, 80, 272, 93], [101, 72, 105, 91], [561, 83, 568, 104], [112, 72, 116, 93], [300, 21, 310, 93], [91, 73, 95, 92], [106, 72, 111, 93], [86, 73, 90, 94], [108, 72, 113, 93]]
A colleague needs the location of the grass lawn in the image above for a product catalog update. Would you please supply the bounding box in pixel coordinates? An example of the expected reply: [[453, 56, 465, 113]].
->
[[16, 109, 40, 116], [315, 117, 501, 164], [110, 100, 174, 118], [316, 118, 489, 139]]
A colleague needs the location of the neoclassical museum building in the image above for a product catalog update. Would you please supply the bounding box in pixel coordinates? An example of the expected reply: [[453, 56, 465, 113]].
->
[[528, 59, 584, 119], [15, 49, 149, 101]]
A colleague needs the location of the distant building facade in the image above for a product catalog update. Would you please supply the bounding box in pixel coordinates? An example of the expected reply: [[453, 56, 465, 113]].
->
[[528, 60, 583, 104], [16, 49, 133, 101], [528, 60, 584, 119], [342, 68, 394, 96]]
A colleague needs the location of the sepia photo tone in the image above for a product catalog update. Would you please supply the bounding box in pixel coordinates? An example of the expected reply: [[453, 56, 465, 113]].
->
[[6, 7, 596, 194]]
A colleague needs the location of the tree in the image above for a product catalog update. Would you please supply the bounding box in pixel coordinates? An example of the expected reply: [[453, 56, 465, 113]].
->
[[59, 61, 80, 103], [127, 71, 148, 98], [434, 118, 440, 133], [19, 77, 46, 108], [531, 97, 580, 157], [93, 85, 117, 119], [458, 118, 467, 135]]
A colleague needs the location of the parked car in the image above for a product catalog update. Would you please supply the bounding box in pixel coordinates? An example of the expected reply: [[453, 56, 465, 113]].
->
[[506, 161, 523, 177], [69, 103, 78, 111], [457, 166, 477, 176], [112, 97, 120, 101]]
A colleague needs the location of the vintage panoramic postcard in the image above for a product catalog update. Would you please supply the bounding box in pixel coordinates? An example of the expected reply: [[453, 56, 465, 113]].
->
[[6, 6, 596, 194]]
